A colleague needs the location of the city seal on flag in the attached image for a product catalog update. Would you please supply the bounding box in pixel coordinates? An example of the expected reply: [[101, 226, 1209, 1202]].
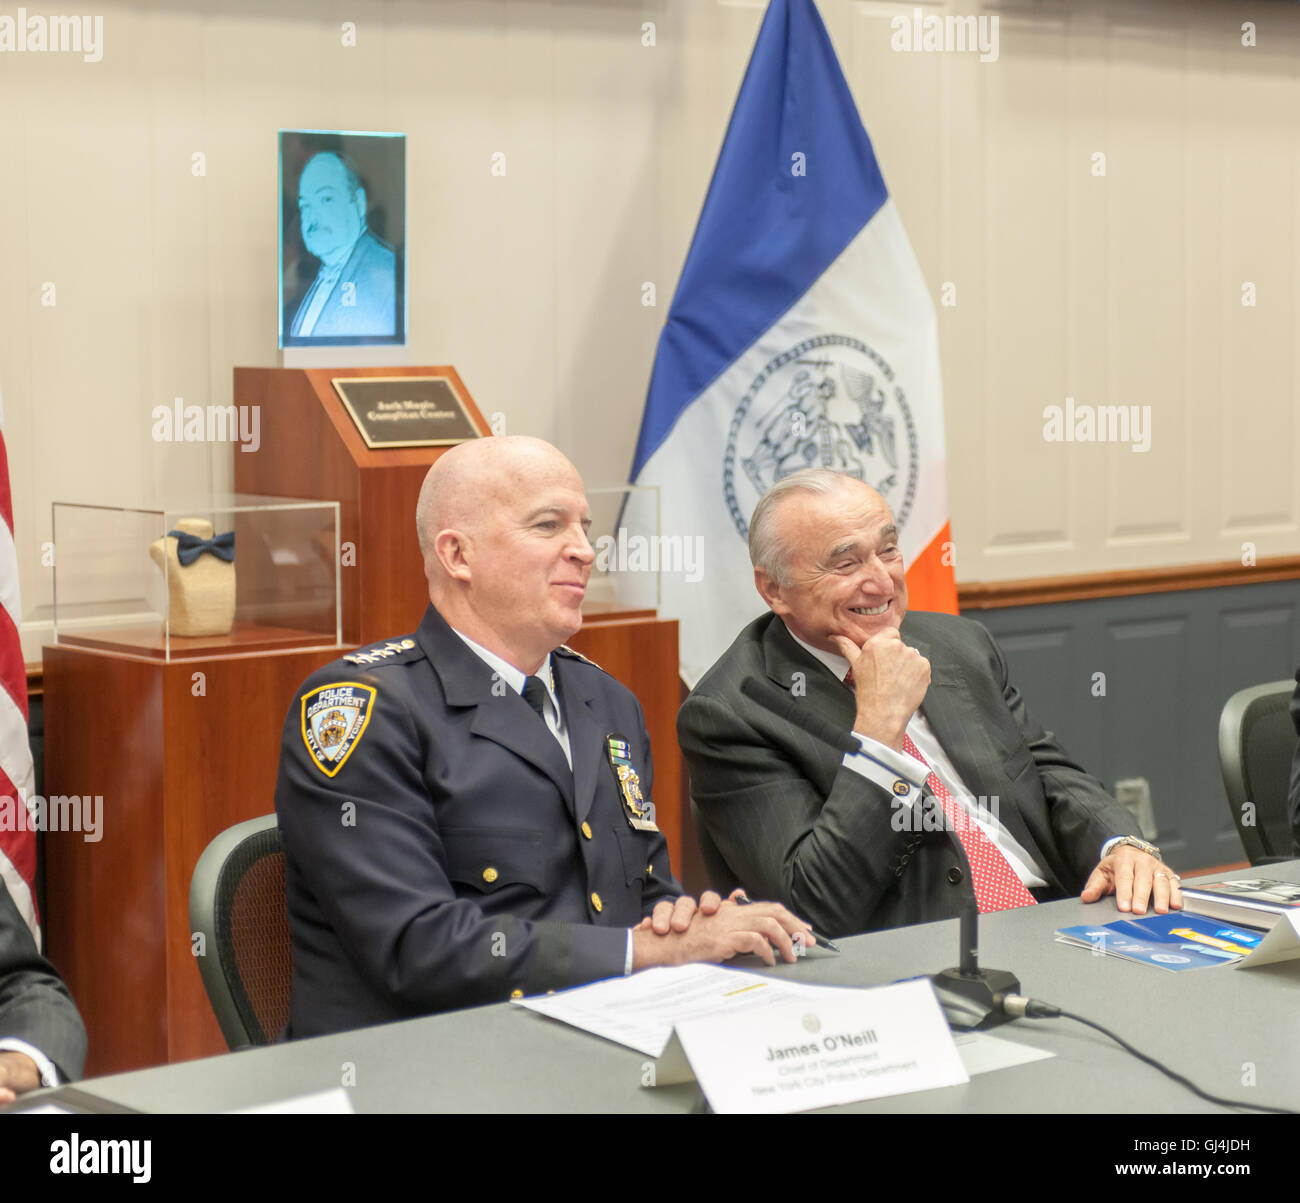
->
[[301, 682, 377, 777], [723, 334, 918, 539]]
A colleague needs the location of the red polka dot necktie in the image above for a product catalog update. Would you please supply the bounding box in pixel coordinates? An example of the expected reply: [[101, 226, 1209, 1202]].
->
[[842, 669, 1034, 912], [901, 732, 1037, 914]]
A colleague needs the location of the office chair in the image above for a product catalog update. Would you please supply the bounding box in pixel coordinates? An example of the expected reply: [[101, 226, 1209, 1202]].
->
[[189, 814, 292, 1050], [1218, 680, 1298, 866]]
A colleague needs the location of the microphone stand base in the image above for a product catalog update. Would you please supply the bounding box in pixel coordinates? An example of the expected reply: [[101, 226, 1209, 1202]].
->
[[931, 967, 1021, 1031]]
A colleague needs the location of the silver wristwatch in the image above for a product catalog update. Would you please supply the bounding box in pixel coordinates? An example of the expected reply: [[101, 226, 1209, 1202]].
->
[[1111, 835, 1162, 861]]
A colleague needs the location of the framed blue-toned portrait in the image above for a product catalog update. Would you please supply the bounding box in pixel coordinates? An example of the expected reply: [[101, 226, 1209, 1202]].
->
[[279, 129, 406, 347]]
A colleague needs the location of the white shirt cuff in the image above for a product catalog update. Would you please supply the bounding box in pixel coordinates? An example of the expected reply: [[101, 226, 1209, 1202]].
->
[[624, 929, 634, 975], [0, 1038, 61, 1089], [841, 731, 930, 807], [1101, 835, 1126, 859]]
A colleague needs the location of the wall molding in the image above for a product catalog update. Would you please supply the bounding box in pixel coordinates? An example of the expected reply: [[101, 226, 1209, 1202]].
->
[[958, 556, 1300, 611], [25, 556, 1300, 688]]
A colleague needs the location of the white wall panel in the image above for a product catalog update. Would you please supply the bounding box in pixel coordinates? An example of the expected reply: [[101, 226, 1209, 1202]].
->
[[3, 0, 1299, 662]]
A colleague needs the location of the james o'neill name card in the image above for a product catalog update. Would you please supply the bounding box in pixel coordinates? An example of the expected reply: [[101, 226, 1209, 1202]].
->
[[331, 375, 481, 449], [665, 977, 967, 1114]]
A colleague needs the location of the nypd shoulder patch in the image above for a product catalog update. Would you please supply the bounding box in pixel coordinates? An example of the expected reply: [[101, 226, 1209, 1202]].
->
[[301, 682, 377, 777]]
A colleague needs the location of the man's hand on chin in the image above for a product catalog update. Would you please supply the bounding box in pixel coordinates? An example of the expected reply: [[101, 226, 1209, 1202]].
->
[[1081, 845, 1182, 916], [632, 890, 815, 969], [831, 631, 930, 751]]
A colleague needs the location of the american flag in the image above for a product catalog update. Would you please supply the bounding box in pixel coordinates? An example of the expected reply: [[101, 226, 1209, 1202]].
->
[[0, 386, 39, 944]]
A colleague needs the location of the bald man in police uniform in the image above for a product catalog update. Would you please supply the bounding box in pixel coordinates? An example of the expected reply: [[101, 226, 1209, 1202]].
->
[[275, 436, 811, 1038]]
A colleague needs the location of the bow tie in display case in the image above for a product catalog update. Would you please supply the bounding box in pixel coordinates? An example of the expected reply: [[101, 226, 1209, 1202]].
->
[[42, 496, 343, 1075]]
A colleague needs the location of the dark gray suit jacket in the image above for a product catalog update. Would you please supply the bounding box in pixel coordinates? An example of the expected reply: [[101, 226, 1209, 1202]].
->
[[679, 610, 1140, 938], [0, 879, 86, 1083]]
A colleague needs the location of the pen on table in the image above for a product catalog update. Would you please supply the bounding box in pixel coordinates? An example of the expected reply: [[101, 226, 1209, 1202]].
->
[[734, 892, 840, 953]]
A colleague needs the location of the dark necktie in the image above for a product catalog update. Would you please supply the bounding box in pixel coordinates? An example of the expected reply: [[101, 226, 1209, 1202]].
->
[[521, 676, 548, 722]]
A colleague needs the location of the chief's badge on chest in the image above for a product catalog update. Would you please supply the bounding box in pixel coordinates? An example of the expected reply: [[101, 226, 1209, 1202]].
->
[[301, 682, 376, 777], [605, 732, 658, 832]]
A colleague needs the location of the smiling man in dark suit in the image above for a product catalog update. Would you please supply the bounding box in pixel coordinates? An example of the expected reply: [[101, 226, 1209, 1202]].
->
[[679, 468, 1180, 939], [275, 436, 811, 1038]]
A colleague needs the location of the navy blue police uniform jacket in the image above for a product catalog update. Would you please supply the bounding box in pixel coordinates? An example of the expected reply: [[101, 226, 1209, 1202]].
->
[[275, 603, 682, 1038]]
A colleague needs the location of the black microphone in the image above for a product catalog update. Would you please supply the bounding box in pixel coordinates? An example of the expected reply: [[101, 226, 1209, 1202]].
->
[[929, 906, 1022, 1030], [925, 798, 1021, 1030]]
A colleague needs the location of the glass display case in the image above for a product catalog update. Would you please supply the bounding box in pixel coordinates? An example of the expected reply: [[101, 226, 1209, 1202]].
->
[[51, 494, 341, 660], [581, 484, 660, 615]]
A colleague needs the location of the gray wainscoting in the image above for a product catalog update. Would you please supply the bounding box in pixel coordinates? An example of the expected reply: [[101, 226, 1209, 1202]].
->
[[971, 578, 1300, 874]]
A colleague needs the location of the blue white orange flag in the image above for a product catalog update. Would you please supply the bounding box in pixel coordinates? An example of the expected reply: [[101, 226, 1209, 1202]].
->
[[629, 0, 956, 686], [0, 385, 40, 943]]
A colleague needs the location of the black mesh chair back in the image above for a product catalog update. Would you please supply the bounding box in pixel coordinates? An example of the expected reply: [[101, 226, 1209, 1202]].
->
[[189, 815, 292, 1050], [1218, 681, 1296, 865]]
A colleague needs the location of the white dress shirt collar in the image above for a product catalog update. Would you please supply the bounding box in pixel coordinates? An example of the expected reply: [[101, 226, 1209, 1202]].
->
[[451, 630, 558, 705], [783, 622, 852, 682], [451, 629, 570, 767]]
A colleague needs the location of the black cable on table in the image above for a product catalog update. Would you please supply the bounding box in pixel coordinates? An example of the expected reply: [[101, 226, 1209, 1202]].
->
[[1012, 996, 1296, 1115]]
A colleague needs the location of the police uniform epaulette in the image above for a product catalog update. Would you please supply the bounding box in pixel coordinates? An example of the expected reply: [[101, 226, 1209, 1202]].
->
[[341, 637, 422, 666], [555, 644, 604, 671]]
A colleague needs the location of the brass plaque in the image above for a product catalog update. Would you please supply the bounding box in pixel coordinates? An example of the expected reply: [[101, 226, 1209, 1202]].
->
[[331, 375, 481, 448]]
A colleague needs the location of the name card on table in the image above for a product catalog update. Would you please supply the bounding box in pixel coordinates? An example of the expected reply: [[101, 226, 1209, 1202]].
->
[[662, 977, 967, 1114], [1238, 911, 1300, 968]]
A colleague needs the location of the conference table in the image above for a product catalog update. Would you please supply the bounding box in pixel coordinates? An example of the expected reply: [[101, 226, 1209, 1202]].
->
[[57, 863, 1300, 1114]]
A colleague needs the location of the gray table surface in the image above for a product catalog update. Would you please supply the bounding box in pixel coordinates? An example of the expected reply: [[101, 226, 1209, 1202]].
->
[[71, 863, 1300, 1114]]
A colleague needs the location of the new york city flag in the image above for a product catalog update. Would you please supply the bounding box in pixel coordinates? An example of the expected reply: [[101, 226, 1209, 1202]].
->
[[630, 0, 956, 686]]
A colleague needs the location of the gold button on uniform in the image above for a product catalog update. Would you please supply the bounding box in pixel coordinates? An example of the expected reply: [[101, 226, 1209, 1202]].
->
[[482, 866, 499, 884], [581, 822, 592, 840], [646, 864, 653, 876], [591, 892, 603, 912], [510, 989, 523, 1000]]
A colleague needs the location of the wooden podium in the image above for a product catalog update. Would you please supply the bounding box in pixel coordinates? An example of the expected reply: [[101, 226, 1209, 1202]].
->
[[44, 366, 682, 1077], [233, 365, 490, 643]]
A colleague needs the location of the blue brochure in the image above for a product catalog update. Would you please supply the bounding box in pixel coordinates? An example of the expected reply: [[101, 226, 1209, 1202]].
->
[[1056, 912, 1262, 972]]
